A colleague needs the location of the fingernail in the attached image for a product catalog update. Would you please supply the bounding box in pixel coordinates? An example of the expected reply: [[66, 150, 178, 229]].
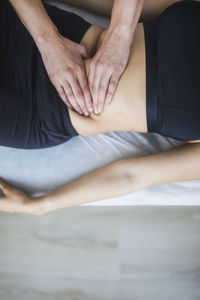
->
[[84, 112, 89, 116], [94, 109, 99, 115], [106, 98, 110, 104]]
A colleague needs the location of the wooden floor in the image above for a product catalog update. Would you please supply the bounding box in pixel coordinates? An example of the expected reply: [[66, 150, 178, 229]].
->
[[0, 206, 200, 300]]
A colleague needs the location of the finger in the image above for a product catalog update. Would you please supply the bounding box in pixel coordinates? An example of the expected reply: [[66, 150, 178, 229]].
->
[[78, 44, 89, 59], [68, 76, 89, 116], [65, 99, 73, 110], [0, 193, 6, 200], [97, 71, 112, 114], [91, 63, 103, 114], [105, 75, 119, 105], [0, 178, 14, 197], [0, 178, 9, 194], [62, 80, 84, 115], [77, 68, 93, 113], [55, 84, 73, 109], [0, 181, 6, 199], [88, 60, 95, 96]]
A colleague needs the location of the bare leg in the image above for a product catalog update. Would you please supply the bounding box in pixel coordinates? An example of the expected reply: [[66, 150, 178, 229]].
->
[[57, 0, 113, 17], [56, 0, 190, 20]]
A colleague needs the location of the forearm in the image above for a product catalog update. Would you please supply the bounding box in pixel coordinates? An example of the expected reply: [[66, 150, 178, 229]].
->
[[139, 142, 200, 187], [109, 0, 144, 43], [37, 142, 200, 213], [8, 0, 59, 48], [37, 159, 140, 212]]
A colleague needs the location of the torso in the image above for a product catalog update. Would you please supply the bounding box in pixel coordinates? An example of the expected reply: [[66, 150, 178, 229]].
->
[[68, 24, 200, 144]]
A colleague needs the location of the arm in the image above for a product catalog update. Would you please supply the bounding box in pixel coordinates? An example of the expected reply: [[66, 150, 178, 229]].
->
[[38, 142, 200, 212], [8, 0, 92, 115], [88, 0, 144, 114], [9, 0, 59, 43], [1, 142, 200, 214]]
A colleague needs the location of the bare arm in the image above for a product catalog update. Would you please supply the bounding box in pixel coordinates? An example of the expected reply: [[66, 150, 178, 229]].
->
[[38, 142, 200, 212], [9, 0, 58, 43], [88, 0, 144, 114], [1, 142, 200, 214], [8, 0, 92, 115]]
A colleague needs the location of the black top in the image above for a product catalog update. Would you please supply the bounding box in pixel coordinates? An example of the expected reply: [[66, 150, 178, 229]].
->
[[0, 0, 91, 149], [1, 0, 200, 148], [144, 0, 200, 140]]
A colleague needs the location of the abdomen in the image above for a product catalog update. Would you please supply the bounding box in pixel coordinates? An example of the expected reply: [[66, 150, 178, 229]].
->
[[70, 23, 147, 136]]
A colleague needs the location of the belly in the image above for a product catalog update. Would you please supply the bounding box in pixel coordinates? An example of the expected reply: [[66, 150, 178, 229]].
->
[[69, 23, 147, 136], [69, 14, 200, 143]]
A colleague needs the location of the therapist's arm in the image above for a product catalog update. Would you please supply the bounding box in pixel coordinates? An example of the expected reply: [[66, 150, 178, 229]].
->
[[89, 0, 144, 114], [8, 0, 92, 115], [1, 142, 200, 215]]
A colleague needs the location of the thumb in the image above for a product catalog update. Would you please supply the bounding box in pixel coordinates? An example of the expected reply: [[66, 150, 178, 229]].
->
[[0, 178, 14, 197], [79, 44, 89, 59]]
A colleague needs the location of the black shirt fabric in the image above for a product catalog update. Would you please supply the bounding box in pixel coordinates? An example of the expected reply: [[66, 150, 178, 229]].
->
[[1, 0, 200, 148], [0, 0, 91, 149], [144, 0, 200, 140]]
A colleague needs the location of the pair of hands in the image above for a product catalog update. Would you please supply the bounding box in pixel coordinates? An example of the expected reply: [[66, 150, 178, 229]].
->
[[0, 29, 132, 215], [40, 28, 130, 115]]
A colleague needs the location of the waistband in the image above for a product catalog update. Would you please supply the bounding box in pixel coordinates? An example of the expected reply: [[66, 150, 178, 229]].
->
[[143, 21, 159, 133]]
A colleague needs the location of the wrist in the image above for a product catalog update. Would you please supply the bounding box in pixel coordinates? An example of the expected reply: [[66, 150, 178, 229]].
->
[[35, 26, 61, 52], [110, 18, 133, 33], [107, 23, 133, 47], [109, 0, 144, 43]]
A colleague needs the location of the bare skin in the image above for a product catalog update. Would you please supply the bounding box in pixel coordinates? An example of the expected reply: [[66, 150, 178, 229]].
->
[[1, 141, 200, 215], [0, 0, 200, 214], [9, 0, 144, 115], [69, 24, 200, 143], [9, 0, 92, 115], [87, 0, 144, 114], [68, 24, 147, 135], [60, 0, 184, 19]]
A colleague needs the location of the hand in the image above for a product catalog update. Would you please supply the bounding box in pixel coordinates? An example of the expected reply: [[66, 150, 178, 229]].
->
[[88, 28, 131, 114], [0, 178, 42, 215], [38, 34, 93, 116]]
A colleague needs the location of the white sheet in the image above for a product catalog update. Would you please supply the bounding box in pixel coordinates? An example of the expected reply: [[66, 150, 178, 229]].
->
[[0, 1, 199, 206]]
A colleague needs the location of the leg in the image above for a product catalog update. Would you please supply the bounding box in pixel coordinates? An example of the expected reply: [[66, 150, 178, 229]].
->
[[55, 0, 196, 20], [140, 0, 183, 21], [57, 0, 113, 17]]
